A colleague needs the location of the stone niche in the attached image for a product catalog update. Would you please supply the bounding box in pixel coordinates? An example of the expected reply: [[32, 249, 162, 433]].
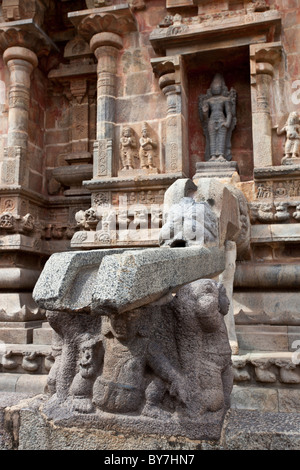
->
[[187, 46, 253, 181]]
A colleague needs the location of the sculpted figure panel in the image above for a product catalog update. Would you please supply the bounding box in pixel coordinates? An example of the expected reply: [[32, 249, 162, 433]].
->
[[43, 278, 232, 440], [277, 112, 300, 165], [120, 127, 137, 170], [199, 73, 237, 162]]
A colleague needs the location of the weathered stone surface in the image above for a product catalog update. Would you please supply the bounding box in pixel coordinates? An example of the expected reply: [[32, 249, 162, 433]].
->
[[234, 291, 300, 325], [235, 325, 289, 352], [92, 246, 225, 314], [222, 409, 300, 450], [32, 278, 233, 442], [2, 397, 300, 450], [32, 249, 126, 313], [33, 245, 225, 315], [278, 389, 300, 413], [231, 386, 278, 413]]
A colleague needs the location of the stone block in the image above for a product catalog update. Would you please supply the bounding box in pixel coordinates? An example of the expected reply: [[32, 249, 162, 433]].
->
[[0, 374, 19, 393], [230, 385, 278, 412], [233, 291, 300, 325], [92, 246, 225, 314], [15, 375, 48, 395], [33, 246, 226, 314], [278, 389, 300, 413], [0, 327, 33, 344], [116, 93, 167, 124], [125, 71, 152, 96], [32, 248, 127, 313], [235, 325, 289, 351], [32, 327, 52, 345]]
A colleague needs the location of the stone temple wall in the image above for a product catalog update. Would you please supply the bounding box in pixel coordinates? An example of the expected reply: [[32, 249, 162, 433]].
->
[[0, 0, 299, 420]]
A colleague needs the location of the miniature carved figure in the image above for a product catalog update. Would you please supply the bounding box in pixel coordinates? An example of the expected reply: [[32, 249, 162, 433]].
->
[[120, 127, 137, 170], [199, 73, 237, 162], [70, 335, 103, 413], [277, 112, 300, 165], [139, 123, 157, 170]]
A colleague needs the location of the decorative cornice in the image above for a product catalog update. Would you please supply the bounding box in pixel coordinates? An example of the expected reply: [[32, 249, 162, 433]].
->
[[150, 10, 281, 55], [0, 19, 59, 56], [68, 4, 138, 42]]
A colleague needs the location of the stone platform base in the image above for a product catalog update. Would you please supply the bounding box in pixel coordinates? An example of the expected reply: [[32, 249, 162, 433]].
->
[[0, 393, 300, 450]]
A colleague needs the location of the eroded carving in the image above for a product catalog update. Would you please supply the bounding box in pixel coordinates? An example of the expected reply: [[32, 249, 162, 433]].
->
[[42, 278, 232, 440], [159, 197, 218, 247]]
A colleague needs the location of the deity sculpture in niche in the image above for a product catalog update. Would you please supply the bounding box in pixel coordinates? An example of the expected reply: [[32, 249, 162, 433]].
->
[[139, 122, 157, 171], [199, 73, 237, 162], [120, 127, 137, 170], [277, 112, 300, 165]]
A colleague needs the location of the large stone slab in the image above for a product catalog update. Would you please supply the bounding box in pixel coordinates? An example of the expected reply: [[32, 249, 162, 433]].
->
[[2, 397, 300, 450], [32, 249, 127, 313], [92, 246, 225, 314], [33, 246, 225, 314]]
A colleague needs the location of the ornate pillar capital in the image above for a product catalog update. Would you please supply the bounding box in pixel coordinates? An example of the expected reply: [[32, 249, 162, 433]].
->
[[250, 42, 282, 78], [90, 32, 123, 55], [69, 5, 137, 43], [3, 45, 38, 69]]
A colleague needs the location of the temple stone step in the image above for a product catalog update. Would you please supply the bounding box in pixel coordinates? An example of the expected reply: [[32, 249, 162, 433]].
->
[[0, 373, 48, 395]]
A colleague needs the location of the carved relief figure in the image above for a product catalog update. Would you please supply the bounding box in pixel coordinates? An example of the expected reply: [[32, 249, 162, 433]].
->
[[139, 123, 157, 170], [277, 112, 300, 164], [173, 279, 233, 416], [120, 127, 137, 170], [70, 335, 103, 413], [199, 74, 237, 162], [92, 310, 187, 415]]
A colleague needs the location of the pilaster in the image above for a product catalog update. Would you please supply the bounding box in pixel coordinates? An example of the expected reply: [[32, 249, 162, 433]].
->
[[152, 56, 189, 177], [1, 46, 38, 187], [250, 42, 282, 168], [91, 32, 123, 179]]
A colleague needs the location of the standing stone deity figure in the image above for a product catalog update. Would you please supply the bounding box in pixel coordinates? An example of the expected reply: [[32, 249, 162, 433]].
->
[[139, 123, 157, 170], [199, 73, 237, 162], [120, 127, 137, 170], [277, 112, 300, 165]]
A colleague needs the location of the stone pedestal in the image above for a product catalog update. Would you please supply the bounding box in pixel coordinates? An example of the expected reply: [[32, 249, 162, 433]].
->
[[193, 161, 239, 179]]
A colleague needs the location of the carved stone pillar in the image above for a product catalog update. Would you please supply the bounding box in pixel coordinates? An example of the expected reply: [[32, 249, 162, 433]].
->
[[90, 32, 123, 179], [250, 42, 281, 168], [1, 46, 38, 186], [152, 56, 188, 176], [68, 5, 137, 180]]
